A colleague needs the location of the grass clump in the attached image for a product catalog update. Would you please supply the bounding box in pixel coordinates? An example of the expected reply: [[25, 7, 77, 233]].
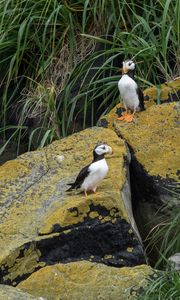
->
[[136, 208, 180, 300], [137, 270, 180, 300], [0, 0, 179, 154]]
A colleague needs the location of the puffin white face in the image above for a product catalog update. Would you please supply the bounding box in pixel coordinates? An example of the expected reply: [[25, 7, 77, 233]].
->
[[123, 60, 135, 74], [94, 144, 113, 156]]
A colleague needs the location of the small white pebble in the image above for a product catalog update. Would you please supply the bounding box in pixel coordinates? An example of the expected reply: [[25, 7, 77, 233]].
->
[[55, 155, 65, 163]]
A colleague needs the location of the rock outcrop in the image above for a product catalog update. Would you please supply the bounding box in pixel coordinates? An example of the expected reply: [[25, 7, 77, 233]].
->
[[17, 261, 152, 300], [0, 127, 146, 288], [99, 80, 180, 262]]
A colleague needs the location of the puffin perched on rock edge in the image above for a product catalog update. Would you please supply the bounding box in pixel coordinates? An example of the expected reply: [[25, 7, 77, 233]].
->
[[118, 60, 145, 122], [67, 144, 112, 197]]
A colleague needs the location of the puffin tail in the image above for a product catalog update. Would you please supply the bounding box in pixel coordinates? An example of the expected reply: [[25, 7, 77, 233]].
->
[[140, 103, 145, 111], [66, 183, 74, 192]]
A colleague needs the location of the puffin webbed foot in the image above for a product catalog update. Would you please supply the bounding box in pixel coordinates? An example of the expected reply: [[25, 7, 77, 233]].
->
[[117, 111, 129, 120], [118, 111, 135, 122], [124, 114, 135, 122]]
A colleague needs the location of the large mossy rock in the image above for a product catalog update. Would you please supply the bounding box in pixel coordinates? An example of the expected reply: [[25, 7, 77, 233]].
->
[[99, 93, 180, 259], [0, 127, 145, 286], [17, 261, 152, 300]]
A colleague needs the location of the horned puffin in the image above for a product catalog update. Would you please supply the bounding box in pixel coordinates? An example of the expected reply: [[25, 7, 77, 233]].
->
[[67, 143, 112, 197], [118, 60, 145, 122]]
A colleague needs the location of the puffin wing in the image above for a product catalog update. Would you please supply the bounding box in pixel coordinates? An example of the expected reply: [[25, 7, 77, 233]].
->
[[136, 87, 145, 111], [67, 164, 90, 190]]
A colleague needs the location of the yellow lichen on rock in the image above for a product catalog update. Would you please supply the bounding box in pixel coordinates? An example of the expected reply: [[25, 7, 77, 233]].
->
[[99, 79, 180, 130], [2, 243, 45, 286], [1, 127, 143, 285], [144, 78, 180, 107], [0, 160, 29, 181], [0, 284, 42, 300], [18, 261, 152, 300], [37, 127, 130, 235], [114, 103, 179, 180], [102, 103, 179, 181], [39, 191, 128, 235]]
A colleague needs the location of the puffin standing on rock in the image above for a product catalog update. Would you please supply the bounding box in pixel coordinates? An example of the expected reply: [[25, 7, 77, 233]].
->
[[67, 144, 112, 197], [118, 60, 145, 122]]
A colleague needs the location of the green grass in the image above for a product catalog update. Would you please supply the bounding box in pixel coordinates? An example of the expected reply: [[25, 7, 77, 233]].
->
[[136, 207, 180, 300], [136, 270, 180, 300], [0, 0, 179, 154]]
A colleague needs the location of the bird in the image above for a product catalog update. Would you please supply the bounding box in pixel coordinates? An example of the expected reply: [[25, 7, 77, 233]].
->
[[117, 59, 145, 122], [67, 143, 113, 197]]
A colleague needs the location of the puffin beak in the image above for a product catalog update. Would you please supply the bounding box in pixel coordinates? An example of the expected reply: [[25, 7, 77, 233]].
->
[[108, 146, 113, 155], [123, 66, 128, 74]]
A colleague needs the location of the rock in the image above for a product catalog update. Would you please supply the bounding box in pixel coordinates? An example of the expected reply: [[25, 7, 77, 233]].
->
[[99, 100, 180, 262], [0, 284, 44, 300], [168, 253, 180, 271], [0, 127, 145, 286], [18, 261, 153, 300], [143, 78, 180, 107], [98, 78, 180, 129]]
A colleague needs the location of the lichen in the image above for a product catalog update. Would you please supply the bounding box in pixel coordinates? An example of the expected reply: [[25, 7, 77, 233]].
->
[[1, 127, 140, 285], [102, 102, 179, 181], [144, 78, 180, 107], [99, 78, 180, 130], [17, 261, 153, 300]]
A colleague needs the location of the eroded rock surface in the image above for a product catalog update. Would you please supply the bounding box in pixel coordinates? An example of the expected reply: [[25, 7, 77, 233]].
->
[[18, 261, 152, 300], [0, 284, 44, 300], [0, 127, 145, 286]]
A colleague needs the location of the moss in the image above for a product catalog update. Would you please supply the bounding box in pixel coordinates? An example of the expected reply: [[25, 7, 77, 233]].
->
[[18, 261, 153, 300]]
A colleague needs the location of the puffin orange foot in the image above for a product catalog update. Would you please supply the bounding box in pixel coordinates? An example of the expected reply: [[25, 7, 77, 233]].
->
[[117, 115, 125, 120], [123, 114, 135, 122], [117, 111, 129, 121]]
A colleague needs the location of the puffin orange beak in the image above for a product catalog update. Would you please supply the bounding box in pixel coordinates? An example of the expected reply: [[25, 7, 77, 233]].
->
[[122, 66, 128, 74], [108, 146, 113, 155]]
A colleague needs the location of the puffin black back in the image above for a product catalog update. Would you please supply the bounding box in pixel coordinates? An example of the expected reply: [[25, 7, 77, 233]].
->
[[66, 144, 112, 196]]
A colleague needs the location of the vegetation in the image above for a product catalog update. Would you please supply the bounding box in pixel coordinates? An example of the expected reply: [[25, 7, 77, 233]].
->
[[136, 209, 180, 300], [146, 210, 180, 269], [136, 270, 180, 300], [0, 0, 179, 153]]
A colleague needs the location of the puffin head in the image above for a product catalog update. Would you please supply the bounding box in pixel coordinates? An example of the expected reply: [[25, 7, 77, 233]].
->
[[93, 143, 113, 158], [122, 60, 135, 74]]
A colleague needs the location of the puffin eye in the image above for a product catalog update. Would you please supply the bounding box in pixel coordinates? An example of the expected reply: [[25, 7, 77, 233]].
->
[[128, 62, 131, 66], [102, 146, 106, 150]]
